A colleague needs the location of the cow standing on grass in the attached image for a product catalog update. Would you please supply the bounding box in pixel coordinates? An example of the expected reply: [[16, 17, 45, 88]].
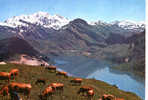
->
[[0, 85, 9, 100], [87, 89, 94, 100], [56, 71, 68, 78], [49, 83, 64, 91], [98, 94, 115, 100], [78, 86, 93, 95], [45, 65, 56, 72], [78, 86, 94, 99], [98, 94, 125, 100], [8, 82, 32, 99], [0, 72, 11, 83], [70, 78, 82, 85], [40, 86, 55, 100]]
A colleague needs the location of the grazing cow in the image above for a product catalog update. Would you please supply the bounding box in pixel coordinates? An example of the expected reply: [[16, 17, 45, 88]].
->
[[40, 86, 54, 100], [8, 82, 32, 99], [70, 78, 82, 85], [102, 94, 115, 100], [10, 69, 19, 79], [56, 71, 68, 78], [46, 66, 56, 72], [0, 72, 11, 83], [0, 85, 9, 96], [35, 78, 46, 85], [49, 83, 64, 91], [87, 89, 94, 100], [78, 86, 93, 95], [0, 85, 9, 100], [98, 95, 124, 100]]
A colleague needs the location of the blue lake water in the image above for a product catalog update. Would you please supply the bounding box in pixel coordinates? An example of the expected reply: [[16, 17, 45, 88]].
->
[[51, 55, 145, 100], [87, 67, 145, 100]]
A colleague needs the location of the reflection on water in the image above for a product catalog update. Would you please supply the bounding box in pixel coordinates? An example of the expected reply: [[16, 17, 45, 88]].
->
[[51, 55, 145, 100], [87, 67, 145, 100]]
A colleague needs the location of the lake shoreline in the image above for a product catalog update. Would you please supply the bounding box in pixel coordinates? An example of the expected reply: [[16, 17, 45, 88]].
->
[[49, 55, 145, 100]]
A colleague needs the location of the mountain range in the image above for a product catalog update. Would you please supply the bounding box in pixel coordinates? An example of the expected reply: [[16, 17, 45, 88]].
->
[[0, 12, 145, 51], [0, 12, 145, 77]]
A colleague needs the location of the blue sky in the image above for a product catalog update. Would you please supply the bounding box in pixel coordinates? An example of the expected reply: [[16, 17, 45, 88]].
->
[[0, 0, 145, 22]]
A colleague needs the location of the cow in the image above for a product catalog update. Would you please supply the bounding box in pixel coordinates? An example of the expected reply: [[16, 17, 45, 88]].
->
[[8, 82, 32, 99], [77, 86, 93, 96], [0, 72, 11, 83], [35, 78, 46, 85], [48, 82, 64, 95], [87, 89, 94, 100], [0, 85, 9, 100], [46, 66, 56, 72], [70, 78, 82, 85], [56, 71, 68, 78], [49, 83, 64, 91], [98, 94, 124, 100], [101, 94, 115, 100], [0, 85, 9, 96], [39, 86, 54, 100], [9, 69, 19, 80]]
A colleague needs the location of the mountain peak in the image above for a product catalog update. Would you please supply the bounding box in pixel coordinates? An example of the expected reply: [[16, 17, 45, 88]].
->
[[70, 18, 88, 25], [0, 12, 69, 30], [90, 20, 145, 32], [110, 20, 145, 29]]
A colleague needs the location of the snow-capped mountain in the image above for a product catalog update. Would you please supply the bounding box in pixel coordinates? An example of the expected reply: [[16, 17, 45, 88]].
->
[[110, 20, 145, 30], [0, 11, 145, 31], [0, 11, 69, 30], [89, 20, 145, 32]]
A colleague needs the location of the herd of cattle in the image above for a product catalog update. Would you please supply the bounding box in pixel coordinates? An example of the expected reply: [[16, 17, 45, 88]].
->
[[0, 65, 124, 100]]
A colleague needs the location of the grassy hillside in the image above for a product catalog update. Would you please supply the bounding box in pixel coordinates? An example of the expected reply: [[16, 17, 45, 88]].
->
[[0, 63, 141, 100]]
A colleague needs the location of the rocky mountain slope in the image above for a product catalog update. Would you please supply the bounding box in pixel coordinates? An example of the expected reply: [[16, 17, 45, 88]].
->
[[0, 37, 39, 61]]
